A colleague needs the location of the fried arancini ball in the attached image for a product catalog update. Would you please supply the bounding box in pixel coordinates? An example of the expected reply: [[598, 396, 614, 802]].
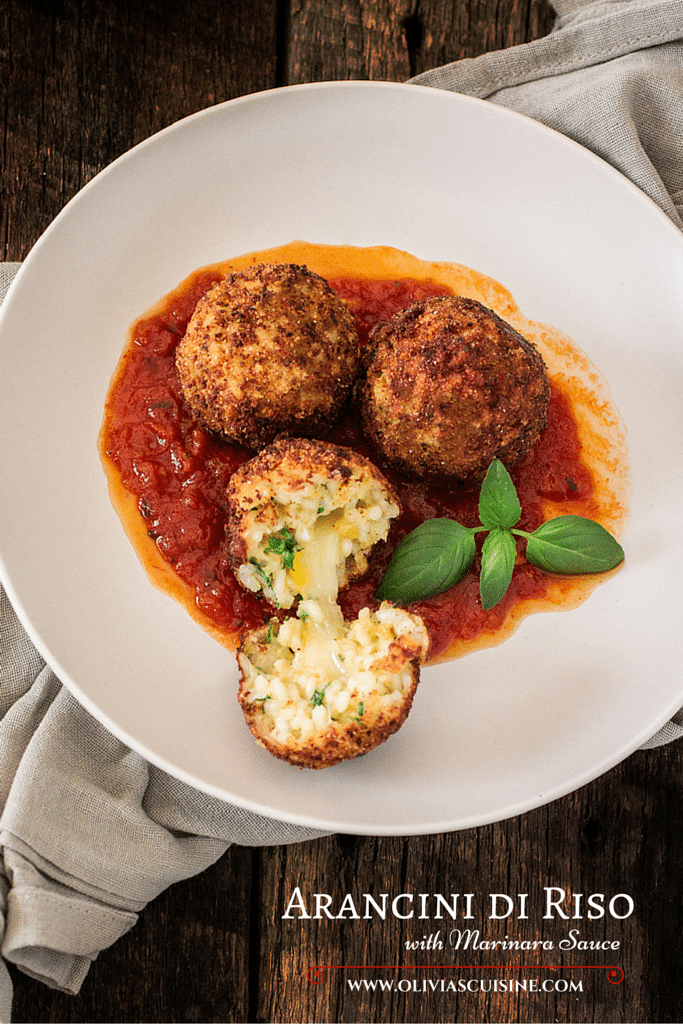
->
[[359, 295, 550, 484], [175, 263, 359, 449], [226, 436, 400, 610], [238, 601, 429, 769]]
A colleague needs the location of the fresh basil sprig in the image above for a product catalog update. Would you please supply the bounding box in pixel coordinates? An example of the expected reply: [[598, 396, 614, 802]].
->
[[376, 459, 624, 610], [478, 457, 521, 530]]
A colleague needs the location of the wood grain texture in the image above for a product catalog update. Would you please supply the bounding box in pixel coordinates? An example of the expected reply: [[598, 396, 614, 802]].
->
[[282, 0, 555, 82], [1, 0, 278, 260], [251, 747, 683, 1024], [3, 0, 683, 1022]]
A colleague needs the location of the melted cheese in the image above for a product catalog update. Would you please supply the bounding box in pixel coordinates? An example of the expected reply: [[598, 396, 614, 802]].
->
[[289, 515, 347, 678], [290, 512, 343, 603]]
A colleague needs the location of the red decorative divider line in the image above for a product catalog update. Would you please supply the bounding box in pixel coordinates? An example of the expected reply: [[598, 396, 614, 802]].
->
[[307, 963, 624, 985]]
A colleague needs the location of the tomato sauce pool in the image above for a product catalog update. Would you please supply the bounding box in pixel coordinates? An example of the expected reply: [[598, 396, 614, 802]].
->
[[101, 252, 621, 663]]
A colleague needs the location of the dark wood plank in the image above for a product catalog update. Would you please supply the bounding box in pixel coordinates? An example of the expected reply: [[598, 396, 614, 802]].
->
[[253, 746, 683, 1023], [284, 0, 415, 82], [283, 0, 555, 83], [402, 0, 555, 73], [1, 0, 279, 261], [15, 743, 674, 1024]]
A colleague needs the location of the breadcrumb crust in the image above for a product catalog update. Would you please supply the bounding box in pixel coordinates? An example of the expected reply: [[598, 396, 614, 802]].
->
[[360, 295, 550, 484], [175, 263, 359, 448]]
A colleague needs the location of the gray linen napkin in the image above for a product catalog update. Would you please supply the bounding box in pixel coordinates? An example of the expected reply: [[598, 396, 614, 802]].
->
[[2, 0, 683, 1016], [0, 564, 328, 1019]]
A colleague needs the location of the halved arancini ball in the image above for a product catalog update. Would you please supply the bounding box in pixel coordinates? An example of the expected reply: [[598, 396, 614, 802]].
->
[[238, 602, 429, 769], [226, 435, 401, 610]]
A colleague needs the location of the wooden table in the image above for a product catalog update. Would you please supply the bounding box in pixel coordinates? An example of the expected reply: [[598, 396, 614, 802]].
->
[[3, 2, 682, 1021]]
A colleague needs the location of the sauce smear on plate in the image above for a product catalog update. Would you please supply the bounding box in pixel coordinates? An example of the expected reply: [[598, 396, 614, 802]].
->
[[100, 243, 629, 662]]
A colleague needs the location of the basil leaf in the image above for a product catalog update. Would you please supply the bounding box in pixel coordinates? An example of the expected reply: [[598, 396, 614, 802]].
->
[[478, 459, 522, 531], [376, 518, 477, 605], [480, 528, 517, 610], [525, 515, 624, 574]]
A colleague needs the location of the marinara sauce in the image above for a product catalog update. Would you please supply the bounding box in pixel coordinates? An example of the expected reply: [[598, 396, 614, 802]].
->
[[100, 244, 627, 662]]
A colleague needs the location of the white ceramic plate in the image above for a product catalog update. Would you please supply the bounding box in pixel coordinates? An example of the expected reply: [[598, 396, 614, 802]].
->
[[1, 81, 682, 835]]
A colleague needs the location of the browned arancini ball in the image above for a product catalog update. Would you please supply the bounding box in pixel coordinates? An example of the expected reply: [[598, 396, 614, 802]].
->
[[175, 263, 359, 449], [358, 295, 550, 484]]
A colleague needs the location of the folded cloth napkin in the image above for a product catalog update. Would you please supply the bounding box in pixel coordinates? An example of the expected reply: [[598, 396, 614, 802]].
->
[[2, 0, 683, 1017]]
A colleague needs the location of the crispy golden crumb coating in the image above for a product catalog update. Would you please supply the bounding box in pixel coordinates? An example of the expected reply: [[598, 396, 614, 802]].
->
[[226, 436, 400, 609], [175, 263, 359, 448], [238, 602, 429, 769], [359, 295, 550, 484]]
